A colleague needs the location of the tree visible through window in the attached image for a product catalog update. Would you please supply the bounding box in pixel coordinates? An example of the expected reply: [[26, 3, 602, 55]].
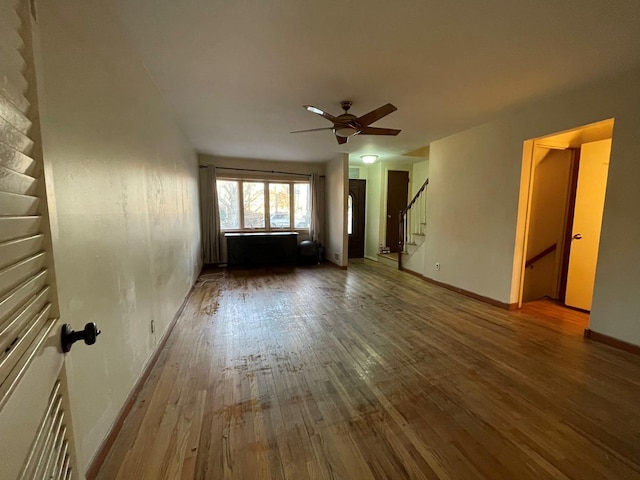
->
[[269, 183, 290, 228], [217, 180, 240, 230], [243, 182, 265, 228]]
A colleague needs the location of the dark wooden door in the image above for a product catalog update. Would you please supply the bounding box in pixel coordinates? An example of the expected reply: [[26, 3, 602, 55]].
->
[[348, 179, 366, 258], [386, 170, 409, 252]]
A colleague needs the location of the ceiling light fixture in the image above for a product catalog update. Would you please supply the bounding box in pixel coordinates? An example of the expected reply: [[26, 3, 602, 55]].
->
[[335, 126, 360, 137], [361, 155, 378, 164]]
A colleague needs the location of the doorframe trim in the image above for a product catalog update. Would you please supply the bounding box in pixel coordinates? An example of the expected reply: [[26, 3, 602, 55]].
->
[[86, 283, 196, 479]]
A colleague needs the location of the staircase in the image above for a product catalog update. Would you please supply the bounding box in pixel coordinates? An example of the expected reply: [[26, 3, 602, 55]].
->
[[399, 178, 428, 272]]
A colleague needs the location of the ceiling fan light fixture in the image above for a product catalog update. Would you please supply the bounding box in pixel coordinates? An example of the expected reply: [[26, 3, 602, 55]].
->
[[335, 126, 359, 137], [361, 155, 378, 164]]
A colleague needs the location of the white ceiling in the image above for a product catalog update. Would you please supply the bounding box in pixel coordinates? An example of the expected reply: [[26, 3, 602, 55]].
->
[[114, 0, 640, 164]]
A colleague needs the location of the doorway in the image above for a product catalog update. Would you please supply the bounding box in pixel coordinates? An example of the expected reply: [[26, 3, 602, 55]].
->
[[348, 179, 366, 258], [520, 119, 614, 314], [385, 171, 409, 253]]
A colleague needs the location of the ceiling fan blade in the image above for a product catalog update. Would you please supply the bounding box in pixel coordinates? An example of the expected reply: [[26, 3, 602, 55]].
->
[[303, 105, 336, 122], [356, 103, 397, 127], [336, 135, 348, 145], [359, 126, 401, 136], [291, 127, 335, 133]]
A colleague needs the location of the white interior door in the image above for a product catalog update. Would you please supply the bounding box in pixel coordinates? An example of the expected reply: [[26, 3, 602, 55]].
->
[[0, 1, 77, 478], [565, 139, 612, 310]]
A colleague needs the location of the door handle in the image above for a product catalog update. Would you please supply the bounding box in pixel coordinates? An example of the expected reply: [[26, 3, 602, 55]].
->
[[572, 233, 583, 240], [61, 322, 101, 352]]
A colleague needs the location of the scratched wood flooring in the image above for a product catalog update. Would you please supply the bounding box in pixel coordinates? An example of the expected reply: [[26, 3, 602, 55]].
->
[[96, 259, 640, 480]]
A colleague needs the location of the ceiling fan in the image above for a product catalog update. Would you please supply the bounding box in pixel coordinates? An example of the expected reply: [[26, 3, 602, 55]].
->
[[292, 100, 400, 145]]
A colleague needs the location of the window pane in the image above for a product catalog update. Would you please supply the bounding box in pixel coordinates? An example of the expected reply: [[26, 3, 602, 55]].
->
[[294, 183, 311, 229], [348, 194, 353, 235], [217, 180, 240, 230], [269, 183, 290, 229], [243, 182, 265, 228]]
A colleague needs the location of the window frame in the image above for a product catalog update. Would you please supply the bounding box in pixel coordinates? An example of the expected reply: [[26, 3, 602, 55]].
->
[[217, 177, 311, 232]]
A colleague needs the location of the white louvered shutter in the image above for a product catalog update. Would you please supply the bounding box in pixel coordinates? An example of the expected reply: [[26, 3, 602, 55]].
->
[[0, 1, 76, 479]]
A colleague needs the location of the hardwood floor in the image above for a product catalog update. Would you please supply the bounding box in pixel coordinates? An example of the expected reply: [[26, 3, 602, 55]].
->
[[520, 299, 589, 329], [96, 259, 640, 479]]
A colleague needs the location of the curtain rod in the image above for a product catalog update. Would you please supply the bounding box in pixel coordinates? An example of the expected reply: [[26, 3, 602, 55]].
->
[[200, 165, 324, 178]]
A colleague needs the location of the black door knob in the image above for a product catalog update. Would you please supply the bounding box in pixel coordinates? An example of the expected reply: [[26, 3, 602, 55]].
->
[[61, 322, 101, 353]]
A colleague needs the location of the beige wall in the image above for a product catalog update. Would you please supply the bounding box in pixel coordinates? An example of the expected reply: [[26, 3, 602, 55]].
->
[[202, 155, 325, 177], [36, 0, 201, 473], [426, 122, 523, 301], [326, 154, 348, 266], [585, 109, 640, 344], [423, 66, 640, 345], [411, 160, 430, 198]]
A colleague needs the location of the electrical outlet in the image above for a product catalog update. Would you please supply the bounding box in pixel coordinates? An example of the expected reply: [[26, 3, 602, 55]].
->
[[150, 320, 155, 334], [334, 252, 340, 261], [435, 262, 440, 271]]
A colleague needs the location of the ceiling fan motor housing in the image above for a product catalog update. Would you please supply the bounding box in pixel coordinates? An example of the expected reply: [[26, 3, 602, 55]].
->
[[334, 113, 360, 137]]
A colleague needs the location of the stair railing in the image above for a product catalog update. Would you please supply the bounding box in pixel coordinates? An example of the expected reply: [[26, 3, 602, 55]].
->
[[399, 178, 429, 270], [525, 243, 557, 268]]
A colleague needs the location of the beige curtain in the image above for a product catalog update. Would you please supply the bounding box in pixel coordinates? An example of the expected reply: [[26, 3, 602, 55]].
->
[[310, 173, 325, 245], [199, 165, 222, 263]]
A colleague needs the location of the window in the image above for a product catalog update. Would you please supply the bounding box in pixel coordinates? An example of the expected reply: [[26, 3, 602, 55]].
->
[[217, 180, 240, 230], [217, 178, 311, 231], [269, 183, 290, 229], [243, 182, 265, 228], [294, 183, 310, 228]]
